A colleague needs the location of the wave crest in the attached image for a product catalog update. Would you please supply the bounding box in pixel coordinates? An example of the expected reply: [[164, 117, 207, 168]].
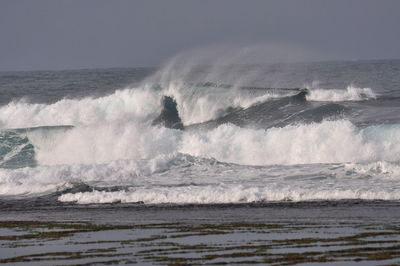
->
[[58, 184, 400, 204], [306, 86, 376, 102]]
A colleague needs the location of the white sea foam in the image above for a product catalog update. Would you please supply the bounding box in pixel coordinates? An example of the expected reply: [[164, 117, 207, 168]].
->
[[58, 183, 400, 204], [345, 161, 400, 178], [0, 88, 161, 128], [20, 119, 400, 166], [2, 152, 400, 202], [159, 83, 294, 124], [2, 146, 400, 203], [306, 86, 376, 102], [27, 123, 182, 165], [0, 84, 291, 129], [180, 121, 400, 165], [0, 154, 180, 196]]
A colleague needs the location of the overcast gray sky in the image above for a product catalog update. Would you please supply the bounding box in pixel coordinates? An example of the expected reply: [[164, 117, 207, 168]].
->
[[1, 0, 399, 71]]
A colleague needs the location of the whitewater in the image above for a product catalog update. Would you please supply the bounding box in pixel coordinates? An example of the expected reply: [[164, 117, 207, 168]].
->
[[1, 60, 400, 205]]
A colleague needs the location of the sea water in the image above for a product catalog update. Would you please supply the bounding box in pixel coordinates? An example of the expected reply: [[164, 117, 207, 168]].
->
[[1, 60, 400, 206]]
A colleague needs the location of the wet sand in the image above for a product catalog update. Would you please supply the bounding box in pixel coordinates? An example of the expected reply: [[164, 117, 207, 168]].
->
[[1, 201, 400, 265]]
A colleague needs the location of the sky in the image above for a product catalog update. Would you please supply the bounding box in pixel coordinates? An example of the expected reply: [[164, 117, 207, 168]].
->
[[1, 0, 400, 71]]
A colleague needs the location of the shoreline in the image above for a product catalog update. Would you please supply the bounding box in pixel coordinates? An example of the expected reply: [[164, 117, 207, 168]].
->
[[2, 200, 400, 223]]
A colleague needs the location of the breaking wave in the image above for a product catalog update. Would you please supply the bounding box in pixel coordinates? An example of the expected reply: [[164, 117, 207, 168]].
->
[[6, 120, 400, 166], [306, 86, 376, 102], [0, 70, 398, 204], [0, 84, 295, 129], [58, 184, 400, 204]]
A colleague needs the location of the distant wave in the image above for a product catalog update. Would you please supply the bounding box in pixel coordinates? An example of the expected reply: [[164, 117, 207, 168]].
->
[[0, 85, 295, 129], [306, 86, 376, 102], [0, 82, 378, 131]]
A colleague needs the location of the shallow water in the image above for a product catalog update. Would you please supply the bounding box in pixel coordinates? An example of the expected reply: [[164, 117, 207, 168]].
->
[[1, 201, 400, 265]]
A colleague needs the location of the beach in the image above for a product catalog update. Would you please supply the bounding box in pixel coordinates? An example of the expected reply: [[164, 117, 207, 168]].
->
[[1, 201, 400, 265]]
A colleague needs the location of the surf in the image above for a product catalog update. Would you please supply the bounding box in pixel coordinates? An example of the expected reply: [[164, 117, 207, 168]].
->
[[0, 59, 399, 204]]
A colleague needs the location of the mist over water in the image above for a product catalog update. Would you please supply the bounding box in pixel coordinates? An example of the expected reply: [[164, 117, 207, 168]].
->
[[1, 52, 400, 205]]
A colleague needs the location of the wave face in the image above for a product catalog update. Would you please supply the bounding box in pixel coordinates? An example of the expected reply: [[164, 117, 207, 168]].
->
[[1, 60, 400, 205]]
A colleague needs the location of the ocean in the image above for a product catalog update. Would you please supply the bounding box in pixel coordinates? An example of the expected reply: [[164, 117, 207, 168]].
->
[[1, 59, 400, 264], [0, 59, 400, 207]]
